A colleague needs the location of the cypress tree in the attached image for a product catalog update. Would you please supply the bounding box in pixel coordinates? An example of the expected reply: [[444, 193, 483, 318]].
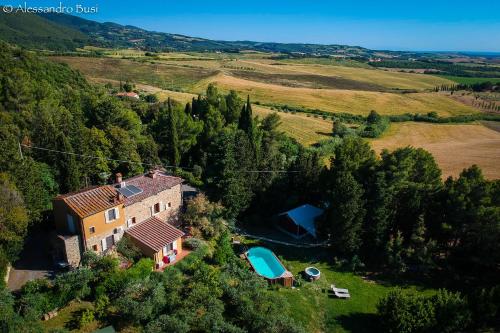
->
[[56, 132, 81, 192], [238, 95, 253, 133], [184, 102, 192, 115], [166, 98, 180, 167]]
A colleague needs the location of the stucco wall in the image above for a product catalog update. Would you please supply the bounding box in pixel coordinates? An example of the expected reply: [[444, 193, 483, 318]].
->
[[82, 205, 126, 252], [124, 184, 182, 227]]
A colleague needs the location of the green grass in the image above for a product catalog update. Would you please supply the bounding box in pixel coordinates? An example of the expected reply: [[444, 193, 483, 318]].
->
[[242, 240, 437, 333], [41, 301, 99, 333], [438, 75, 500, 85], [280, 57, 371, 68]]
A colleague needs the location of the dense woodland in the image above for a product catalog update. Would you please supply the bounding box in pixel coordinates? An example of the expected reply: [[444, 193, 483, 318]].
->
[[0, 41, 499, 332]]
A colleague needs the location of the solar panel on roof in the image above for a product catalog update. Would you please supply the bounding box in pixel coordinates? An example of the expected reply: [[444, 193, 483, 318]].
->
[[116, 185, 143, 198], [127, 185, 143, 195], [117, 187, 134, 197]]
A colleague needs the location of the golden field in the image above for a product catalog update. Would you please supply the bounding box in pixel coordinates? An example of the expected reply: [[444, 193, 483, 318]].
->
[[49, 53, 477, 117], [370, 122, 500, 179]]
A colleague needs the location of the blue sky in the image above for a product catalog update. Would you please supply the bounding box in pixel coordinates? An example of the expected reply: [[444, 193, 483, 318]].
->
[[8, 0, 500, 51]]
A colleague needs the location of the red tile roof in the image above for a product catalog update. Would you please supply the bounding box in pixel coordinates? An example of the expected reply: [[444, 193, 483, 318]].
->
[[56, 185, 123, 218], [115, 92, 139, 98], [125, 217, 184, 252], [115, 171, 183, 206]]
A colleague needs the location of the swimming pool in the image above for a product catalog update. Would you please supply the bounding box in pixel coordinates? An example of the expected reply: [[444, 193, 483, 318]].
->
[[246, 247, 286, 279]]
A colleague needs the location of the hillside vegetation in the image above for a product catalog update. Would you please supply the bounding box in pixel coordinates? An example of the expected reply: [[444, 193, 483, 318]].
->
[[0, 11, 88, 50]]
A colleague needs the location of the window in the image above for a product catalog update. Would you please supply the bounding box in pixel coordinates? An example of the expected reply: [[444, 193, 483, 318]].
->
[[163, 243, 173, 255], [105, 207, 119, 223], [167, 202, 172, 208], [92, 245, 98, 251], [89, 226, 95, 234], [66, 214, 76, 233], [153, 203, 160, 214], [127, 217, 136, 227]]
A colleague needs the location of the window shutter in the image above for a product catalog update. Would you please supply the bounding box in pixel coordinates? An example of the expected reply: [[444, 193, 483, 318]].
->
[[173, 240, 177, 250], [160, 201, 164, 212], [101, 239, 107, 251], [114, 207, 120, 219], [150, 206, 153, 216], [104, 210, 109, 223]]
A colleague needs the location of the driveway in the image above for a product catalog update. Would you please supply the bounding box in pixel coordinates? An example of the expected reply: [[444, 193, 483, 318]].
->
[[7, 228, 55, 291]]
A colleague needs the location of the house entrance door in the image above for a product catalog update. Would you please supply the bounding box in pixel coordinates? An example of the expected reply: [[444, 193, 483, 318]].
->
[[105, 235, 114, 249]]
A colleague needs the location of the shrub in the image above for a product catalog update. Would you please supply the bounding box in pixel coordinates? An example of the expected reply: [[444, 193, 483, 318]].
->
[[377, 289, 435, 333], [213, 231, 234, 265], [53, 268, 94, 306], [78, 309, 95, 328], [183, 237, 205, 251], [94, 294, 110, 320], [432, 289, 471, 333], [116, 236, 143, 262]]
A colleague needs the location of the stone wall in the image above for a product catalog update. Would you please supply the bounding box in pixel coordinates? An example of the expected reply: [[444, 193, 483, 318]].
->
[[124, 184, 182, 227], [52, 234, 82, 268], [86, 227, 125, 252]]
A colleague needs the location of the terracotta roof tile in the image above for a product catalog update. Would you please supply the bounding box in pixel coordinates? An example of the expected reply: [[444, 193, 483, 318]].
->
[[125, 217, 184, 252], [114, 171, 183, 206], [56, 185, 123, 218]]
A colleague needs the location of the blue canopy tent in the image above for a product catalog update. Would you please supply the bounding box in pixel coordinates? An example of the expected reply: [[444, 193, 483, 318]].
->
[[277, 204, 324, 239]]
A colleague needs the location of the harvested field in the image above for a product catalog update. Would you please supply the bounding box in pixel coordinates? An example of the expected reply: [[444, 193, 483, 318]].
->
[[253, 106, 333, 145], [194, 73, 478, 116], [230, 70, 388, 91], [49, 56, 218, 91], [370, 122, 500, 179]]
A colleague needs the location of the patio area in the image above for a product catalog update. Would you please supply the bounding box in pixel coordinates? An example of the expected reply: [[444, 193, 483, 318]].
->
[[156, 249, 191, 271]]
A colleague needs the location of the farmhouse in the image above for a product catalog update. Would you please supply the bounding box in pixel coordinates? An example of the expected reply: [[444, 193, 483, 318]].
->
[[115, 91, 140, 99], [276, 204, 324, 239], [51, 170, 184, 268]]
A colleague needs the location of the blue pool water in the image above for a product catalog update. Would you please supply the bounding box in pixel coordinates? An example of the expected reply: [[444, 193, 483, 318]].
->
[[246, 247, 286, 279]]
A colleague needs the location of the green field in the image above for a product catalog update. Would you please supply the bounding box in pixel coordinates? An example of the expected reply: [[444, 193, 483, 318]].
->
[[438, 75, 500, 85], [243, 240, 436, 333]]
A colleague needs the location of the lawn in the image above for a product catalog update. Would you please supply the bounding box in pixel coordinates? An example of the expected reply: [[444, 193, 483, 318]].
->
[[241, 240, 436, 333], [41, 301, 99, 333]]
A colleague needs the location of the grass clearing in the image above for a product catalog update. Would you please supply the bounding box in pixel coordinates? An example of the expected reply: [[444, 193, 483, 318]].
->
[[254, 106, 333, 145], [370, 122, 500, 179], [241, 240, 436, 333], [41, 301, 99, 333]]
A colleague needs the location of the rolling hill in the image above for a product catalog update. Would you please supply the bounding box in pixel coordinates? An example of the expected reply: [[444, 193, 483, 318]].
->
[[0, 10, 89, 50], [0, 11, 407, 57]]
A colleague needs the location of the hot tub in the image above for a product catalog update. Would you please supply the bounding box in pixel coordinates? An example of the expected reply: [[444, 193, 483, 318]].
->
[[305, 266, 321, 281]]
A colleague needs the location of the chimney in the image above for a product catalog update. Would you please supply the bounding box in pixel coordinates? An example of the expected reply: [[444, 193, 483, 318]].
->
[[147, 170, 157, 179], [115, 173, 123, 184], [117, 193, 124, 202]]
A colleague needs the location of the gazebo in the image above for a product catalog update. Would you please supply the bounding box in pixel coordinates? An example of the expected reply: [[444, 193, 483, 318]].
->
[[276, 204, 324, 239]]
